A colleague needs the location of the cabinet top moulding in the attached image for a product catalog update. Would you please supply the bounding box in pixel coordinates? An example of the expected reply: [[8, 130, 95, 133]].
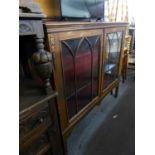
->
[[43, 21, 128, 33]]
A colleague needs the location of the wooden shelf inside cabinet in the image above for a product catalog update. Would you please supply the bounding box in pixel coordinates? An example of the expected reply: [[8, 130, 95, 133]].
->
[[19, 93, 56, 118], [20, 79, 57, 114]]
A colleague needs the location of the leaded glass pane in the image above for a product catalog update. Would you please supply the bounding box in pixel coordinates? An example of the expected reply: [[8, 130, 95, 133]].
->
[[67, 95, 77, 119], [61, 42, 75, 98], [76, 39, 92, 90], [103, 32, 122, 89], [77, 84, 92, 111], [61, 36, 100, 119], [92, 37, 100, 98]]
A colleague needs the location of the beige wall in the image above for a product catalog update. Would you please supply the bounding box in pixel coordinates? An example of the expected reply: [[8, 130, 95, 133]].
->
[[34, 0, 60, 17]]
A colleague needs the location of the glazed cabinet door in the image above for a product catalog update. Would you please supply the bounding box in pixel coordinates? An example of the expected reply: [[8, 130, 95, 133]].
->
[[49, 30, 103, 129], [102, 28, 125, 91]]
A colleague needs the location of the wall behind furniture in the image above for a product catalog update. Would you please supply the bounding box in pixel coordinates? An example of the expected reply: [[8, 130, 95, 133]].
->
[[34, 0, 61, 18]]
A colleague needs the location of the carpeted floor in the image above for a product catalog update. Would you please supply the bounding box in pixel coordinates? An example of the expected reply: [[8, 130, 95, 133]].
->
[[67, 69, 135, 155]]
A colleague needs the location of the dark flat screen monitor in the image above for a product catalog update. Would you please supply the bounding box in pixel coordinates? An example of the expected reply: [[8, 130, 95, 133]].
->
[[61, 0, 104, 19]]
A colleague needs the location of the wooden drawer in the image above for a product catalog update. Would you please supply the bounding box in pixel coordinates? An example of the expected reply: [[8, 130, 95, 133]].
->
[[20, 130, 52, 155], [19, 102, 53, 152], [19, 94, 65, 155], [20, 103, 51, 140]]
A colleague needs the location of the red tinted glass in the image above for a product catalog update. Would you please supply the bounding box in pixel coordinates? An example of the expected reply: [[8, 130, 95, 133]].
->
[[61, 36, 100, 119]]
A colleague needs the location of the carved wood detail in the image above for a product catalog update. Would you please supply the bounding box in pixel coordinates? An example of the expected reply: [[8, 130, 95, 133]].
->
[[19, 23, 34, 34]]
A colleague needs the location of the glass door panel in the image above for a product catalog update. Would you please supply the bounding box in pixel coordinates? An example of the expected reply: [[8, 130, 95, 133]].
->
[[76, 39, 92, 90], [90, 36, 100, 98], [66, 95, 77, 119], [61, 36, 100, 119], [77, 84, 92, 111], [61, 42, 77, 98], [103, 32, 122, 89]]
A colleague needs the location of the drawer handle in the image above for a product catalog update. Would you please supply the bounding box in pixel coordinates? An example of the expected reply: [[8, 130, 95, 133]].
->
[[39, 117, 44, 123]]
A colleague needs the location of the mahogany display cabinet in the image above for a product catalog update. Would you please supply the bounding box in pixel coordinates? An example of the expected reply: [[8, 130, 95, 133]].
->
[[43, 21, 127, 144]]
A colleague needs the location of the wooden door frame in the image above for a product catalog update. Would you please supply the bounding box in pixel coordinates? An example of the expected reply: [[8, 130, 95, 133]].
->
[[48, 29, 104, 141]]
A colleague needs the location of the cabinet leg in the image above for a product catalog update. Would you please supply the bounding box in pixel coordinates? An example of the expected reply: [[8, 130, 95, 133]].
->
[[115, 86, 119, 98]]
